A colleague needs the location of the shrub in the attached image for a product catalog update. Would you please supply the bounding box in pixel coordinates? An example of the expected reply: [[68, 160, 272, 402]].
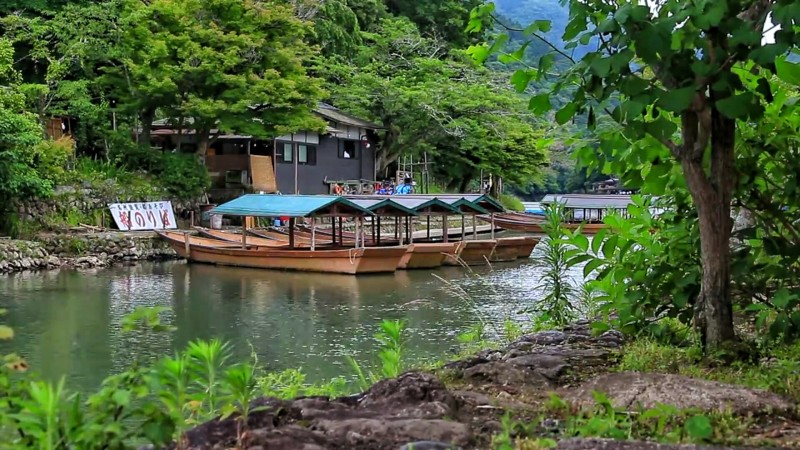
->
[[32, 137, 75, 184], [499, 192, 525, 211]]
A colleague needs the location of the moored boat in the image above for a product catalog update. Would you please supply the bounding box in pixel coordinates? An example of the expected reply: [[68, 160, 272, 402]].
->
[[157, 231, 406, 275], [443, 240, 497, 266], [398, 243, 460, 269], [491, 238, 522, 262]]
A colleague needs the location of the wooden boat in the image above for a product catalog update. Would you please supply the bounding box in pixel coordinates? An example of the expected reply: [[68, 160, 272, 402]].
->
[[295, 225, 400, 245], [504, 236, 540, 259], [398, 243, 460, 270], [157, 231, 407, 275], [480, 214, 607, 234], [195, 228, 300, 248], [443, 240, 497, 266], [491, 238, 523, 262]]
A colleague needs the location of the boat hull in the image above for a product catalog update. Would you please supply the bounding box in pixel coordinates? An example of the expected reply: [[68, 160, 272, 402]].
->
[[398, 243, 459, 269], [481, 215, 607, 234], [491, 238, 522, 262], [443, 240, 497, 266], [158, 232, 406, 274]]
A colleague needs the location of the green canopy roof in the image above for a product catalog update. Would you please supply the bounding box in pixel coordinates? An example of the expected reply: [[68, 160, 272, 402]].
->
[[349, 198, 418, 216], [211, 195, 374, 218]]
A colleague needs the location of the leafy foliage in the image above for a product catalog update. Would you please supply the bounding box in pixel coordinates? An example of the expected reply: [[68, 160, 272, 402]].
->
[[472, 0, 800, 351]]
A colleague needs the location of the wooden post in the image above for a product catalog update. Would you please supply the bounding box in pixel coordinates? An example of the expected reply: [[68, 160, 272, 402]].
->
[[442, 215, 449, 243], [461, 215, 465, 241], [394, 217, 399, 239], [472, 214, 478, 240], [399, 215, 404, 246], [311, 216, 316, 251], [289, 217, 296, 248], [377, 216, 382, 246], [184, 231, 191, 256], [332, 217, 337, 245], [426, 216, 431, 240], [338, 217, 343, 246], [372, 216, 377, 245], [408, 216, 414, 244], [241, 217, 248, 249], [490, 213, 495, 240]]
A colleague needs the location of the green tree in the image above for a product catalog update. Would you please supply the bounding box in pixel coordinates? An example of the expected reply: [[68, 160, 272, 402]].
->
[[385, 0, 483, 48], [476, 0, 800, 351], [124, 0, 325, 159], [324, 18, 549, 189], [0, 39, 49, 210]]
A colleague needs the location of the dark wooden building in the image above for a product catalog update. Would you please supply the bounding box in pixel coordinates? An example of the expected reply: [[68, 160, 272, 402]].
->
[[148, 103, 381, 202]]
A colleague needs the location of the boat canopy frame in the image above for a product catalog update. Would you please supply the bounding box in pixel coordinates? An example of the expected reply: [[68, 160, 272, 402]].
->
[[210, 194, 375, 218]]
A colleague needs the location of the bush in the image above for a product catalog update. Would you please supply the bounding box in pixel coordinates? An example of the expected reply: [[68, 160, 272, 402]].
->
[[158, 152, 210, 199], [499, 192, 525, 211], [31, 137, 75, 184]]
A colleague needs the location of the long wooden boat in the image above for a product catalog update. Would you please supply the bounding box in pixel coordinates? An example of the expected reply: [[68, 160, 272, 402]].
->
[[398, 243, 459, 270], [195, 228, 299, 248], [491, 238, 523, 262], [157, 231, 406, 275], [480, 214, 607, 234], [443, 240, 497, 266], [504, 236, 540, 259], [295, 225, 400, 245]]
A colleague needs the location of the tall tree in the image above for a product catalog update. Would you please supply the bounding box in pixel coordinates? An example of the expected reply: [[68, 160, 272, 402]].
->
[[118, 0, 326, 159], [475, 0, 800, 351]]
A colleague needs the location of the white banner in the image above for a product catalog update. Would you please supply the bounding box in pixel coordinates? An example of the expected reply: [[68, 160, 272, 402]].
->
[[109, 202, 177, 231]]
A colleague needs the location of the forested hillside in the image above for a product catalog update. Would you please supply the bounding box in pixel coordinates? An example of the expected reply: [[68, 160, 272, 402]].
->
[[0, 0, 568, 213]]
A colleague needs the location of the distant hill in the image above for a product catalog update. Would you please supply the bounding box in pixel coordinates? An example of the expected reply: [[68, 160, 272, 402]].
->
[[493, 0, 592, 60]]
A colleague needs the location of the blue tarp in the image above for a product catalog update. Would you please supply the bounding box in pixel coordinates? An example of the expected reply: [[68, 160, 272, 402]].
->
[[210, 194, 374, 217]]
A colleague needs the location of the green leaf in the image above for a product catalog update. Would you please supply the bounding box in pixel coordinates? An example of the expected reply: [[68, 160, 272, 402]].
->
[[590, 57, 612, 77], [510, 69, 534, 92], [529, 93, 552, 114], [695, 2, 727, 29], [685, 415, 713, 441], [573, 233, 590, 252], [537, 53, 555, 80], [772, 288, 794, 309], [775, 57, 800, 86], [658, 86, 695, 112], [0, 325, 13, 340], [555, 103, 577, 125], [592, 228, 607, 254], [583, 258, 604, 278], [645, 117, 678, 143], [715, 92, 758, 119]]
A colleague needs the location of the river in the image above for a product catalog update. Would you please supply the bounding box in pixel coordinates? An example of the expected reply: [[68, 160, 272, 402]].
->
[[0, 248, 584, 395]]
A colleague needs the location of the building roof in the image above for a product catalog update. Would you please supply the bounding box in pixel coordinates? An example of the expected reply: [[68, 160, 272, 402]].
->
[[211, 194, 373, 218], [540, 194, 633, 209], [348, 198, 418, 217], [315, 103, 382, 130], [150, 103, 382, 134]]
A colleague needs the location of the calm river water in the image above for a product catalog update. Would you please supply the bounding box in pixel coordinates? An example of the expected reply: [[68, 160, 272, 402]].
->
[[0, 248, 583, 394]]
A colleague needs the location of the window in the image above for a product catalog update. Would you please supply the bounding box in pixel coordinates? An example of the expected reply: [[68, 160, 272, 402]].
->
[[298, 144, 316, 165], [276, 142, 293, 164], [338, 140, 358, 159]]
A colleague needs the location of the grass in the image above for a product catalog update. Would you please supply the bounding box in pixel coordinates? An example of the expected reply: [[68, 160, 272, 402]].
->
[[617, 338, 800, 402]]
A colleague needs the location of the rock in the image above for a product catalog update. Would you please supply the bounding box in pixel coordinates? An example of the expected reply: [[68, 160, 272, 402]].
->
[[314, 418, 470, 447], [555, 438, 789, 450], [399, 441, 463, 450], [506, 354, 571, 381], [567, 372, 795, 415], [463, 361, 552, 387]]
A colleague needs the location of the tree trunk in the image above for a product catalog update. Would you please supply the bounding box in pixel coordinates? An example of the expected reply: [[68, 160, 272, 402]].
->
[[490, 174, 502, 198], [139, 108, 155, 149], [196, 129, 211, 164], [679, 107, 738, 352]]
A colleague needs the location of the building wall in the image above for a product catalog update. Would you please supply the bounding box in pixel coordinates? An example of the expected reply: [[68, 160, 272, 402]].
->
[[275, 135, 375, 194]]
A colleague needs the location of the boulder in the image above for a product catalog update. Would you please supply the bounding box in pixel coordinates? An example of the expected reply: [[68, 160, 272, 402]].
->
[[556, 438, 791, 450], [567, 372, 795, 415]]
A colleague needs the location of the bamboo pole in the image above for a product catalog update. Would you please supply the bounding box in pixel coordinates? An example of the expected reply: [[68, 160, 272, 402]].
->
[[241, 217, 247, 249], [472, 214, 477, 240], [289, 217, 296, 248], [443, 215, 449, 243]]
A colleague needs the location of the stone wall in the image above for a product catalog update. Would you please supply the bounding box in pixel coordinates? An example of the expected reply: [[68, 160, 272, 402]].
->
[[0, 232, 178, 275], [14, 183, 202, 231]]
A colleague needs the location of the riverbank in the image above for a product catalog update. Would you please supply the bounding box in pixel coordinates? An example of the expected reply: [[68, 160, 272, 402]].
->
[[175, 320, 800, 450], [0, 232, 177, 274]]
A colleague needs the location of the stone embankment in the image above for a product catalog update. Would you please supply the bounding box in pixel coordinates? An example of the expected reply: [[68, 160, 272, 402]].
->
[[176, 320, 798, 450], [0, 232, 177, 274]]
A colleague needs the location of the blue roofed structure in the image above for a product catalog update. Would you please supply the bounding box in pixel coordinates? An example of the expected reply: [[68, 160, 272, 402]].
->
[[210, 194, 374, 218], [348, 198, 419, 216]]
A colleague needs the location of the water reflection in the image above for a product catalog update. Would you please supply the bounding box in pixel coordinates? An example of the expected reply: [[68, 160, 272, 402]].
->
[[0, 246, 577, 394]]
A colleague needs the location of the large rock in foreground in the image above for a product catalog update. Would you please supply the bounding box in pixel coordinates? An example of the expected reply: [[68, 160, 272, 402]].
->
[[567, 372, 795, 416], [556, 438, 790, 450], [181, 372, 471, 450]]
